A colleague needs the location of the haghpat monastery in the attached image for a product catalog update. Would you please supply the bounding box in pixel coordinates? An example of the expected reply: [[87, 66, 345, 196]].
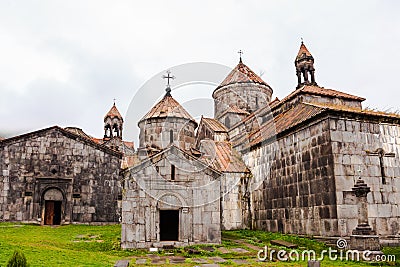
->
[[0, 43, 399, 249]]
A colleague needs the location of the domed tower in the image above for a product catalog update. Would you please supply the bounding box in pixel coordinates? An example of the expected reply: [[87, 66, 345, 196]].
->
[[295, 41, 317, 88], [104, 101, 123, 140], [212, 54, 273, 129], [138, 71, 197, 154]]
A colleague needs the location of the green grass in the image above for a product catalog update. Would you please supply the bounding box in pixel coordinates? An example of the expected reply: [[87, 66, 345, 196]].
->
[[0, 223, 398, 266], [0, 223, 135, 266]]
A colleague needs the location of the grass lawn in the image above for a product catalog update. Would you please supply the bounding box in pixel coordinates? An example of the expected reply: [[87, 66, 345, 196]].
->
[[0, 223, 398, 266], [0, 223, 133, 266]]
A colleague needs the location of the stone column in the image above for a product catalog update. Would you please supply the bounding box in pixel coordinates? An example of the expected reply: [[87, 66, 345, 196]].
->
[[351, 177, 374, 235], [349, 176, 382, 254]]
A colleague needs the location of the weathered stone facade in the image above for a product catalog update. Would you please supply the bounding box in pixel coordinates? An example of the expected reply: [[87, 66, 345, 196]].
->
[[0, 126, 122, 224], [121, 42, 400, 247], [121, 146, 221, 248], [138, 117, 197, 153], [331, 118, 400, 236], [1, 42, 399, 245], [220, 172, 251, 230], [138, 93, 197, 154], [242, 117, 338, 236]]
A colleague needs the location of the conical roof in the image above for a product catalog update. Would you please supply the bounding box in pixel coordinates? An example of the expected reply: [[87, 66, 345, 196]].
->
[[139, 94, 196, 124], [217, 61, 268, 89], [296, 42, 313, 61], [104, 103, 123, 120]]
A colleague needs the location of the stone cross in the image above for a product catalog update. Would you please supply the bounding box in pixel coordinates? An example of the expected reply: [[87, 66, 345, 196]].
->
[[352, 175, 374, 235], [350, 171, 382, 253], [366, 148, 395, 184]]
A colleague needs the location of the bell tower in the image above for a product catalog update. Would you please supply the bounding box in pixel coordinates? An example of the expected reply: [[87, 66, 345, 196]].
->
[[104, 101, 123, 140], [295, 41, 317, 88]]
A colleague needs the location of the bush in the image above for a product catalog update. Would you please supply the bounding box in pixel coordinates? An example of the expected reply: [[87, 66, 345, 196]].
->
[[6, 250, 29, 267]]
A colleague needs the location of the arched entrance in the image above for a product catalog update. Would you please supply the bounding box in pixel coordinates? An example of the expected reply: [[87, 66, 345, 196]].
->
[[43, 188, 63, 225]]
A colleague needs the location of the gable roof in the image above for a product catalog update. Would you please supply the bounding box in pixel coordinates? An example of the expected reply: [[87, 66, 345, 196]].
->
[[199, 140, 249, 173], [201, 117, 228, 132], [64, 127, 93, 139], [124, 144, 221, 177], [92, 137, 134, 150], [249, 103, 325, 146], [306, 101, 400, 120], [139, 94, 196, 125], [282, 85, 365, 103], [233, 99, 400, 150], [0, 126, 123, 158], [217, 61, 269, 89]]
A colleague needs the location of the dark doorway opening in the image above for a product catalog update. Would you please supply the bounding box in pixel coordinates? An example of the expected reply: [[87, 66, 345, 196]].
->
[[44, 201, 62, 225], [160, 210, 179, 241]]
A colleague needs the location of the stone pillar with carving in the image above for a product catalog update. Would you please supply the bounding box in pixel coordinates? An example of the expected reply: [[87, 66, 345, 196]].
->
[[352, 178, 374, 235], [349, 176, 382, 253]]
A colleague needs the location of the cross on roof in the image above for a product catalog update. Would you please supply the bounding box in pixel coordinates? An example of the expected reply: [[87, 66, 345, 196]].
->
[[163, 70, 175, 87], [162, 70, 175, 96], [238, 50, 243, 63], [113, 98, 116, 105]]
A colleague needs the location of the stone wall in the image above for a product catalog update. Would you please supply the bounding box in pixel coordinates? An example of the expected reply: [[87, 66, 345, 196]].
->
[[121, 146, 221, 248], [330, 118, 400, 236], [220, 172, 251, 230], [138, 117, 196, 152], [0, 127, 122, 224], [243, 118, 339, 236], [213, 83, 272, 119]]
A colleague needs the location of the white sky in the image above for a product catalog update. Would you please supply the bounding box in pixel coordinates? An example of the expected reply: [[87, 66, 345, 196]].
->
[[0, 0, 399, 143]]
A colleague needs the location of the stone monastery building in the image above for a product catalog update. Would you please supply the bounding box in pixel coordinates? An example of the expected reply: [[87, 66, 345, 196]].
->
[[1, 43, 400, 249]]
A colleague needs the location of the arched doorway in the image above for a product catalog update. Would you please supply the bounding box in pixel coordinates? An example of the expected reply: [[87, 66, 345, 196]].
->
[[43, 188, 63, 225]]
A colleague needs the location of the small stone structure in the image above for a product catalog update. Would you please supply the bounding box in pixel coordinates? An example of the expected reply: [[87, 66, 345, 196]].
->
[[0, 126, 122, 224], [350, 175, 382, 253], [121, 145, 222, 248], [0, 103, 133, 225]]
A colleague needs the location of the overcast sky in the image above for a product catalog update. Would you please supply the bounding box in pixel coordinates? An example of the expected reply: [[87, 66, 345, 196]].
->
[[0, 0, 399, 144]]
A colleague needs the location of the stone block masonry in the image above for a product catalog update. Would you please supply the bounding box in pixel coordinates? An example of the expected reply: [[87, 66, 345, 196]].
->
[[0, 127, 122, 224], [332, 118, 400, 236], [244, 118, 338, 236]]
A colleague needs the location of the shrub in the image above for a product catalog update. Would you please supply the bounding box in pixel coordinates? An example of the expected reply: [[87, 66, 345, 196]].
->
[[6, 250, 29, 267]]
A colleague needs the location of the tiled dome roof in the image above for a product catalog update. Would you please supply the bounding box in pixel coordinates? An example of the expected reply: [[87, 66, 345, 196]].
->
[[139, 94, 196, 124], [217, 61, 269, 88]]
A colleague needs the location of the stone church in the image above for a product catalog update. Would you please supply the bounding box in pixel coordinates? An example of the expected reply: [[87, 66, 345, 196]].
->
[[0, 103, 133, 225], [121, 42, 400, 248], [0, 42, 399, 249]]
